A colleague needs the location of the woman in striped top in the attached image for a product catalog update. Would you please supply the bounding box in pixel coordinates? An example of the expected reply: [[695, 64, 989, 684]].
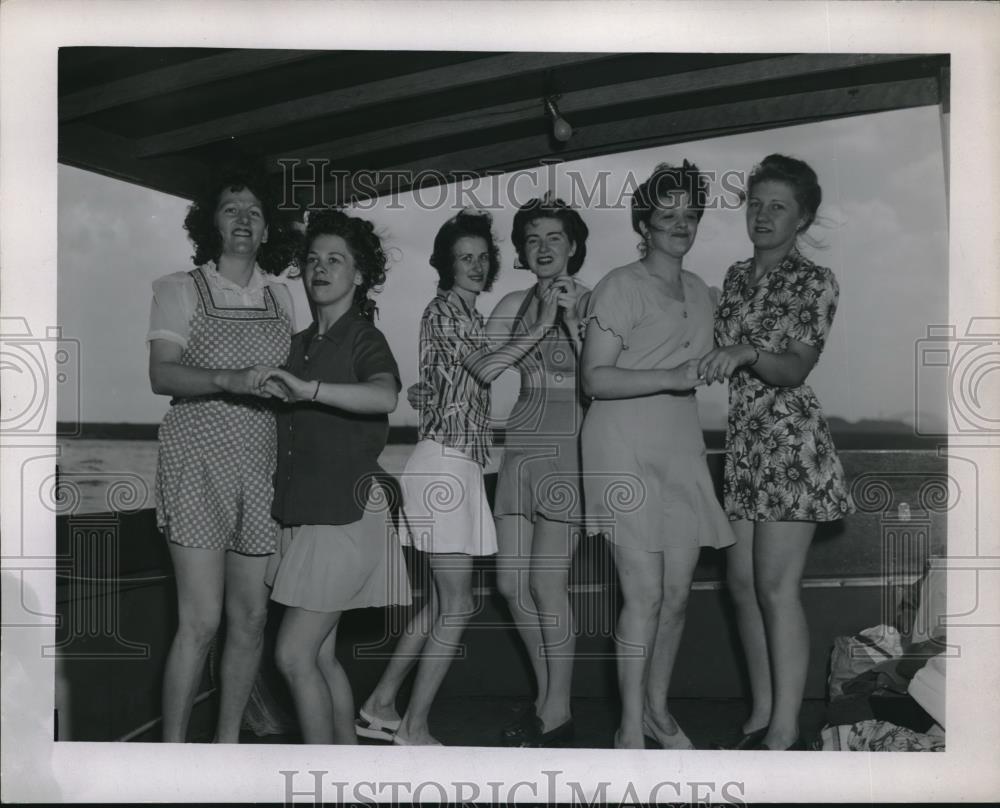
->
[[357, 210, 501, 746]]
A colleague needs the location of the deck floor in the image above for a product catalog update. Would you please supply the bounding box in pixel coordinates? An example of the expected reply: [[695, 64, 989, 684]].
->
[[187, 696, 828, 749]]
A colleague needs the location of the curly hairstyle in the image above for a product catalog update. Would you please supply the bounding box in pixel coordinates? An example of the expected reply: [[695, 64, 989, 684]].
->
[[183, 162, 297, 275], [428, 210, 502, 292], [300, 208, 389, 321], [631, 160, 710, 238], [747, 153, 823, 231], [510, 195, 589, 276]]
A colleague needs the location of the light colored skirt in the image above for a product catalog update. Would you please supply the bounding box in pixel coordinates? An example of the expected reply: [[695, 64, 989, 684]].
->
[[581, 394, 735, 552], [266, 490, 412, 612], [398, 439, 498, 556]]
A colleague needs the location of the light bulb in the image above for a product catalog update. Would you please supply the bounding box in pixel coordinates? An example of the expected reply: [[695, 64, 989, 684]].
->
[[552, 116, 573, 142], [544, 96, 573, 143]]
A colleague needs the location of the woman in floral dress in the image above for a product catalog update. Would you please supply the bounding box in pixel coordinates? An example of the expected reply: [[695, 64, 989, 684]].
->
[[698, 154, 854, 751]]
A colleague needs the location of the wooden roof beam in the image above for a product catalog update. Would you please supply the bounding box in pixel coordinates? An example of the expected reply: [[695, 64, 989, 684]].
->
[[59, 49, 318, 123], [300, 75, 940, 206], [272, 53, 922, 168], [59, 122, 204, 200], [133, 52, 613, 158]]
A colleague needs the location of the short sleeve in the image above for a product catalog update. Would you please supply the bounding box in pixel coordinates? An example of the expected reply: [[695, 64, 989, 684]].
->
[[585, 268, 637, 349], [147, 273, 196, 348], [353, 325, 401, 390], [421, 308, 462, 359], [790, 267, 839, 352]]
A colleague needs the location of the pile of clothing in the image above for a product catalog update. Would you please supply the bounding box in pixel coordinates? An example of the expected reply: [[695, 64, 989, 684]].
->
[[819, 564, 946, 751]]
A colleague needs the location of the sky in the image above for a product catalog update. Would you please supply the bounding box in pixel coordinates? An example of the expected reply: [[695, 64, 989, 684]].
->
[[57, 105, 948, 431]]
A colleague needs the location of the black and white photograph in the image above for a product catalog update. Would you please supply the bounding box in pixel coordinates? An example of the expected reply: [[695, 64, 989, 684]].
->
[[2, 0, 998, 803]]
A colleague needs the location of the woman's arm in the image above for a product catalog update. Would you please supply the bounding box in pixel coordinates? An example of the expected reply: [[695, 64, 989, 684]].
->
[[463, 287, 560, 384], [697, 339, 819, 387], [149, 339, 277, 397], [560, 282, 591, 351], [581, 320, 702, 400], [262, 367, 398, 414]]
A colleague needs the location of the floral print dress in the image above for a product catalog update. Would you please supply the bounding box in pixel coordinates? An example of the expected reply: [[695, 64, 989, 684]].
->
[[714, 247, 854, 522]]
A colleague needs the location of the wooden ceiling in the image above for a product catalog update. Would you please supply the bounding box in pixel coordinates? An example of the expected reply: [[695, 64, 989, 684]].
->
[[58, 48, 949, 206]]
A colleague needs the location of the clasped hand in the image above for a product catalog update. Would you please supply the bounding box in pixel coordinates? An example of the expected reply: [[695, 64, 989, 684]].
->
[[230, 365, 313, 402], [537, 278, 583, 329], [696, 345, 756, 384]]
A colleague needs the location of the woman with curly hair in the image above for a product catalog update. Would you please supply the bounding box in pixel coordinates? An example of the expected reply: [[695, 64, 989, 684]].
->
[[698, 154, 853, 751], [581, 161, 735, 749], [148, 164, 297, 742], [357, 210, 501, 746], [258, 209, 410, 744], [470, 195, 591, 747]]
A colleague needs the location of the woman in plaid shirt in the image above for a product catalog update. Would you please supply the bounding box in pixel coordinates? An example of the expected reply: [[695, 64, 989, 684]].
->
[[357, 210, 501, 746]]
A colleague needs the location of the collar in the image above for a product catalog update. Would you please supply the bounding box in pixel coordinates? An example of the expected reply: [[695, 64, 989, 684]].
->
[[304, 306, 361, 344], [435, 287, 480, 321], [741, 246, 803, 278], [201, 260, 269, 294]]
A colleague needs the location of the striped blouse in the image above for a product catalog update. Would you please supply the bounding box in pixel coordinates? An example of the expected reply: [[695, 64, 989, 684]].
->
[[416, 288, 492, 466]]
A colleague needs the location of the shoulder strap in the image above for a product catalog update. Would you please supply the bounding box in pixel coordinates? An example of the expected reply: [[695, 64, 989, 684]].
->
[[514, 285, 536, 322]]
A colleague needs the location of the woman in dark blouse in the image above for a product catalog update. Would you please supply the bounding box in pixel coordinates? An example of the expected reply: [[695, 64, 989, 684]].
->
[[699, 154, 854, 751], [259, 209, 410, 744]]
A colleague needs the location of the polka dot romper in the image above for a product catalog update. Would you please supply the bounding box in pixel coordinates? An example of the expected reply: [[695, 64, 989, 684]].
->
[[155, 267, 292, 554]]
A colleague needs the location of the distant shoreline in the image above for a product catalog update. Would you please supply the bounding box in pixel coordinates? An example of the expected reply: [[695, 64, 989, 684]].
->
[[58, 422, 946, 451]]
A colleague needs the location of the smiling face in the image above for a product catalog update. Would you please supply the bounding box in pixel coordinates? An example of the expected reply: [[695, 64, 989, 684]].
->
[[746, 179, 807, 254], [522, 217, 576, 280], [450, 236, 490, 297], [214, 186, 268, 258], [302, 233, 361, 308], [641, 190, 700, 260]]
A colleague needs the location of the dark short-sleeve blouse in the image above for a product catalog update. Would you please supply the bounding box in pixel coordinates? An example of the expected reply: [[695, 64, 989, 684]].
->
[[272, 307, 401, 526]]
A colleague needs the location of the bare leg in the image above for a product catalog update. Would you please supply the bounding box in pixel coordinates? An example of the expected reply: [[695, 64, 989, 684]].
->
[[611, 543, 663, 749], [725, 519, 772, 734], [642, 542, 700, 747], [317, 622, 356, 744], [161, 543, 225, 742], [215, 551, 271, 742], [362, 591, 437, 723], [274, 607, 343, 744], [396, 554, 475, 744], [754, 521, 816, 749], [495, 514, 547, 711], [529, 517, 580, 732]]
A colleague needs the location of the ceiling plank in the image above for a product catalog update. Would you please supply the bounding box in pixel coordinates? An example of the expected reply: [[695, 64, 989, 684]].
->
[[59, 50, 318, 123], [273, 53, 921, 168], [133, 52, 613, 158], [59, 122, 203, 200], [299, 76, 939, 206]]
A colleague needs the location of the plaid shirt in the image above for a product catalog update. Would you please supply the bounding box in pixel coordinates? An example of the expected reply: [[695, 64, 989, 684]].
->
[[417, 288, 492, 466]]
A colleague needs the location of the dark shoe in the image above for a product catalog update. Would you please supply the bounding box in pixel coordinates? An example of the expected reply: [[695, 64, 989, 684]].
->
[[500, 704, 539, 746], [527, 718, 575, 748], [711, 726, 768, 750]]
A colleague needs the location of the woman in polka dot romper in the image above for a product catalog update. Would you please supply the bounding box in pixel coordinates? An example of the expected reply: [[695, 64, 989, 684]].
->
[[147, 166, 295, 742]]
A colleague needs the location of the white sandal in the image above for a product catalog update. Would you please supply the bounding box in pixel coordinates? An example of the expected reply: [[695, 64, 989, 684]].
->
[[355, 707, 401, 742]]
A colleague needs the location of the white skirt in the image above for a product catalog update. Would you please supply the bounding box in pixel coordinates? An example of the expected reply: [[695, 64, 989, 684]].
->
[[398, 439, 498, 556]]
